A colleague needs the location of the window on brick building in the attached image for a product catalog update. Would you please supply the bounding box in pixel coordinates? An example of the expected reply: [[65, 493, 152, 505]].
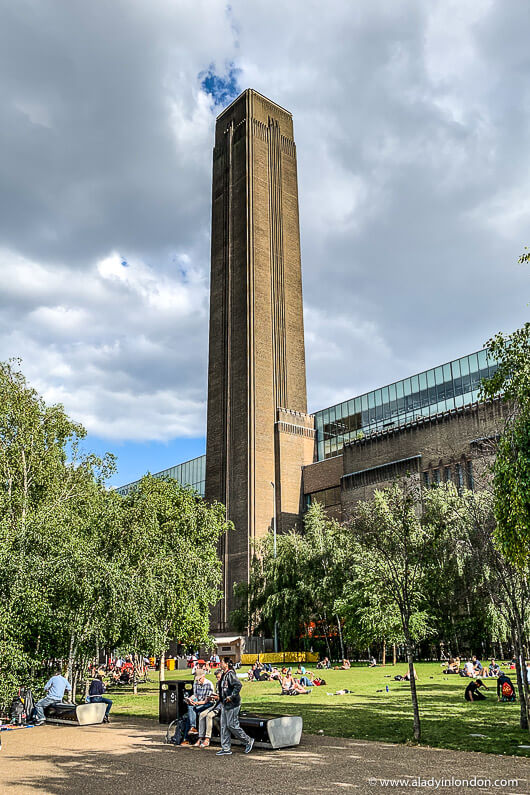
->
[[444, 466, 452, 483], [307, 486, 340, 508], [467, 460, 474, 491], [423, 471, 429, 487], [455, 463, 464, 493]]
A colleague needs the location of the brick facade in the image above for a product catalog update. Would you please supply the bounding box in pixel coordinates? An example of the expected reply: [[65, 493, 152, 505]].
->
[[302, 399, 506, 520], [205, 90, 313, 630]]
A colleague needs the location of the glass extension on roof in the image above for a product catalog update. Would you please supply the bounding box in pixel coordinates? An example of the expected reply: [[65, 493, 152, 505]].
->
[[115, 454, 206, 497], [313, 350, 497, 461]]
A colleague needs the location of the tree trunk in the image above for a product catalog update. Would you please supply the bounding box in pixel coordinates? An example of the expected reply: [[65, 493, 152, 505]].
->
[[159, 650, 166, 682], [514, 625, 530, 731], [406, 640, 421, 741], [513, 641, 528, 731], [499, 639, 504, 660], [392, 644, 396, 666], [336, 615, 345, 660], [382, 639, 386, 667], [67, 633, 76, 686]]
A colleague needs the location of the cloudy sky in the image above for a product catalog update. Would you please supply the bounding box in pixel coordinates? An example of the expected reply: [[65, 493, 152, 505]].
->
[[1, 0, 529, 487]]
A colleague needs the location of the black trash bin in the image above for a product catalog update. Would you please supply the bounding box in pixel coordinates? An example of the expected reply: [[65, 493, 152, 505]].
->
[[159, 679, 194, 724]]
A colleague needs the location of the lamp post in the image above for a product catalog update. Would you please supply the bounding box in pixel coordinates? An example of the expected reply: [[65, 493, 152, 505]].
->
[[270, 480, 278, 653]]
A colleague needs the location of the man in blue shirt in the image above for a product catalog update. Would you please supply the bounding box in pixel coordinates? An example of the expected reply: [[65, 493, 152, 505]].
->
[[34, 670, 72, 725]]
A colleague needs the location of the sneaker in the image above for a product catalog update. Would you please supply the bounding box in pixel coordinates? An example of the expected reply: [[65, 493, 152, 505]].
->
[[103, 716, 110, 723], [244, 737, 254, 754], [34, 720, 45, 726], [216, 749, 232, 755]]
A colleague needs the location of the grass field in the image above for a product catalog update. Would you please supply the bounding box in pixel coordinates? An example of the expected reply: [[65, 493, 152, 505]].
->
[[106, 663, 530, 757]]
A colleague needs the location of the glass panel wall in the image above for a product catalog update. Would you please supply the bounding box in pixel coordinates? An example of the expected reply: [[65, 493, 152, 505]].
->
[[313, 349, 497, 460], [116, 454, 206, 497]]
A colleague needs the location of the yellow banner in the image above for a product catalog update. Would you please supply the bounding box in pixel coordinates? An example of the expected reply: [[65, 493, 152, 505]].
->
[[241, 652, 319, 665]]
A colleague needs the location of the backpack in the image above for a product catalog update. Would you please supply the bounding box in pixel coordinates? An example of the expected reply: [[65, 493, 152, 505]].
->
[[167, 715, 188, 745], [501, 681, 515, 701], [22, 688, 35, 724], [10, 696, 24, 725]]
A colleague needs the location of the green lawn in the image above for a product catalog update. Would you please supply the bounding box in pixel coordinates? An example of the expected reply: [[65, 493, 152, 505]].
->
[[106, 663, 530, 757]]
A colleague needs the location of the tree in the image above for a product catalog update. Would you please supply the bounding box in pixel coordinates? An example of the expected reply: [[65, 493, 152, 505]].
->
[[0, 359, 117, 704], [233, 503, 348, 655], [346, 481, 438, 741], [482, 317, 530, 565], [0, 359, 229, 708], [119, 475, 230, 687], [457, 489, 530, 731]]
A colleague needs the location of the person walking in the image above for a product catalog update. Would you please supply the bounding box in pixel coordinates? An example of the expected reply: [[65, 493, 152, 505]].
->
[[87, 674, 113, 722], [33, 669, 72, 725], [215, 658, 254, 756]]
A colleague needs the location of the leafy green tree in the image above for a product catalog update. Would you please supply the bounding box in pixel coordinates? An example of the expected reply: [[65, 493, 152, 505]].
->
[[119, 475, 230, 686], [0, 359, 229, 708], [0, 359, 116, 704], [458, 488, 530, 731], [233, 503, 348, 655], [346, 481, 439, 741], [482, 316, 530, 564]]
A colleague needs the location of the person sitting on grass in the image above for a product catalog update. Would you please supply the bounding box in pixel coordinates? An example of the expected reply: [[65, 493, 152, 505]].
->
[[317, 657, 331, 669], [443, 657, 459, 674], [497, 672, 516, 703], [403, 666, 418, 681], [369, 656, 377, 667], [465, 678, 488, 701], [472, 656, 483, 676], [334, 659, 351, 670], [486, 659, 500, 678], [280, 670, 310, 694], [249, 660, 268, 681], [463, 659, 474, 677]]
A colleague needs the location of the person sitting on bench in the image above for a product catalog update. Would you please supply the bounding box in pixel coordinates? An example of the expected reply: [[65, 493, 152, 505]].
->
[[186, 671, 214, 738], [197, 669, 223, 747], [87, 674, 113, 723], [33, 670, 72, 725]]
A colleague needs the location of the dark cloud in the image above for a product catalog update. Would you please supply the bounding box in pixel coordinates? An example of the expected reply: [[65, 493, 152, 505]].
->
[[0, 0, 528, 444]]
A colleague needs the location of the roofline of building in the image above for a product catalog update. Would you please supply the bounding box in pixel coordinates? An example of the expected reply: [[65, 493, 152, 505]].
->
[[216, 88, 292, 121], [314, 347, 493, 418]]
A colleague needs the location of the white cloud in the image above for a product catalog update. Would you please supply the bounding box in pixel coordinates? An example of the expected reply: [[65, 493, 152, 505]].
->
[[0, 0, 529, 452]]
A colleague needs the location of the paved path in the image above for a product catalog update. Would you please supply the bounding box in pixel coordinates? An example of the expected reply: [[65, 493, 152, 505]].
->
[[1, 719, 528, 794]]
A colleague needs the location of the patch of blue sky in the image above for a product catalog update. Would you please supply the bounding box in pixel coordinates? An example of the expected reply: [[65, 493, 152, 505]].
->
[[200, 62, 241, 107], [81, 434, 206, 489]]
